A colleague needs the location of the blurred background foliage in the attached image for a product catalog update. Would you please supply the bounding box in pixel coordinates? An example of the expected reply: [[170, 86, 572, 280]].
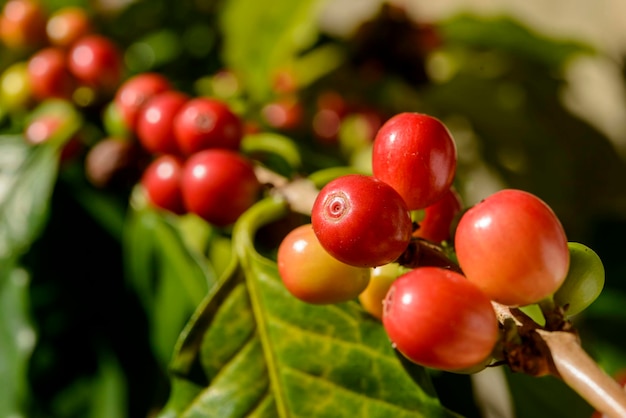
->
[[2, 0, 626, 417]]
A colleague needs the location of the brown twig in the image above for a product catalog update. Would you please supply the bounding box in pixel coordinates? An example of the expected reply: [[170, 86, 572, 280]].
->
[[255, 164, 626, 417]]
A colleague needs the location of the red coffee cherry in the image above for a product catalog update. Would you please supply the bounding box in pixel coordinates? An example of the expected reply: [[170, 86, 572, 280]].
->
[[27, 47, 75, 100], [311, 174, 412, 268], [46, 6, 91, 48], [454, 189, 570, 307], [141, 154, 186, 215], [136, 90, 188, 155], [181, 149, 260, 226], [114, 72, 172, 130], [173, 97, 243, 155], [0, 0, 47, 50], [68, 34, 122, 92], [413, 187, 462, 243], [372, 112, 457, 209], [24, 113, 62, 145], [382, 267, 499, 371], [261, 96, 303, 130], [277, 224, 370, 304]]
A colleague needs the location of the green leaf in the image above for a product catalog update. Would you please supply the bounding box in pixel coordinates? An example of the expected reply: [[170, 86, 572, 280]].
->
[[123, 207, 216, 367], [0, 265, 36, 418], [439, 15, 594, 70], [47, 351, 129, 418], [88, 354, 129, 418], [241, 132, 303, 177], [219, 0, 324, 101], [164, 198, 460, 417], [0, 136, 59, 260]]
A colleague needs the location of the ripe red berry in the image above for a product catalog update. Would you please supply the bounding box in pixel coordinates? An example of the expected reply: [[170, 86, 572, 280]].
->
[[27, 47, 75, 100], [311, 174, 412, 268], [0, 0, 46, 50], [24, 113, 63, 145], [46, 6, 91, 48], [454, 189, 570, 307], [68, 34, 122, 92], [136, 90, 188, 155], [141, 154, 186, 215], [372, 112, 457, 209], [413, 187, 462, 243], [173, 97, 243, 155], [261, 96, 303, 130], [277, 224, 370, 304], [383, 267, 499, 371], [181, 149, 260, 226], [114, 72, 172, 130]]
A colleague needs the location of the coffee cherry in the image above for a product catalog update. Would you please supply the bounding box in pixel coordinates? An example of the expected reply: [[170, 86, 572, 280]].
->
[[311, 174, 412, 268], [102, 100, 130, 138], [554, 242, 605, 317], [68, 34, 122, 92], [136, 90, 188, 155], [382, 267, 499, 371], [114, 72, 171, 130], [277, 224, 370, 304], [261, 96, 303, 130], [372, 112, 457, 209], [0, 61, 32, 110], [141, 154, 186, 215], [0, 0, 46, 50], [46, 6, 91, 48], [359, 263, 406, 319], [85, 137, 143, 189], [24, 113, 62, 145], [181, 149, 260, 226], [173, 97, 243, 154], [413, 187, 462, 243], [454, 189, 570, 307], [27, 47, 74, 100]]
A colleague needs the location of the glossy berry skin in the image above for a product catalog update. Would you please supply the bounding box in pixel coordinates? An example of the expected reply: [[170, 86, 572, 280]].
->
[[181, 149, 260, 226], [141, 154, 186, 215], [278, 224, 370, 304], [413, 187, 462, 243], [136, 90, 188, 155], [173, 97, 243, 155], [261, 96, 303, 130], [359, 263, 406, 320], [382, 267, 499, 371], [68, 35, 122, 92], [114, 72, 171, 130], [27, 47, 74, 100], [0, 0, 46, 49], [455, 189, 570, 307], [24, 114, 62, 145], [311, 174, 412, 268], [372, 112, 457, 210], [46, 7, 91, 48], [554, 242, 605, 317]]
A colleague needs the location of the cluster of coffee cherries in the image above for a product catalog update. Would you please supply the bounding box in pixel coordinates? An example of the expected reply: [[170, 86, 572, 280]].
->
[[0, 0, 262, 227], [113, 72, 262, 226], [0, 1, 122, 146], [277, 112, 605, 373]]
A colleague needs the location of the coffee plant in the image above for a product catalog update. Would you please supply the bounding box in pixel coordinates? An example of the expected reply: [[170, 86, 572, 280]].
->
[[3, 1, 626, 417]]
